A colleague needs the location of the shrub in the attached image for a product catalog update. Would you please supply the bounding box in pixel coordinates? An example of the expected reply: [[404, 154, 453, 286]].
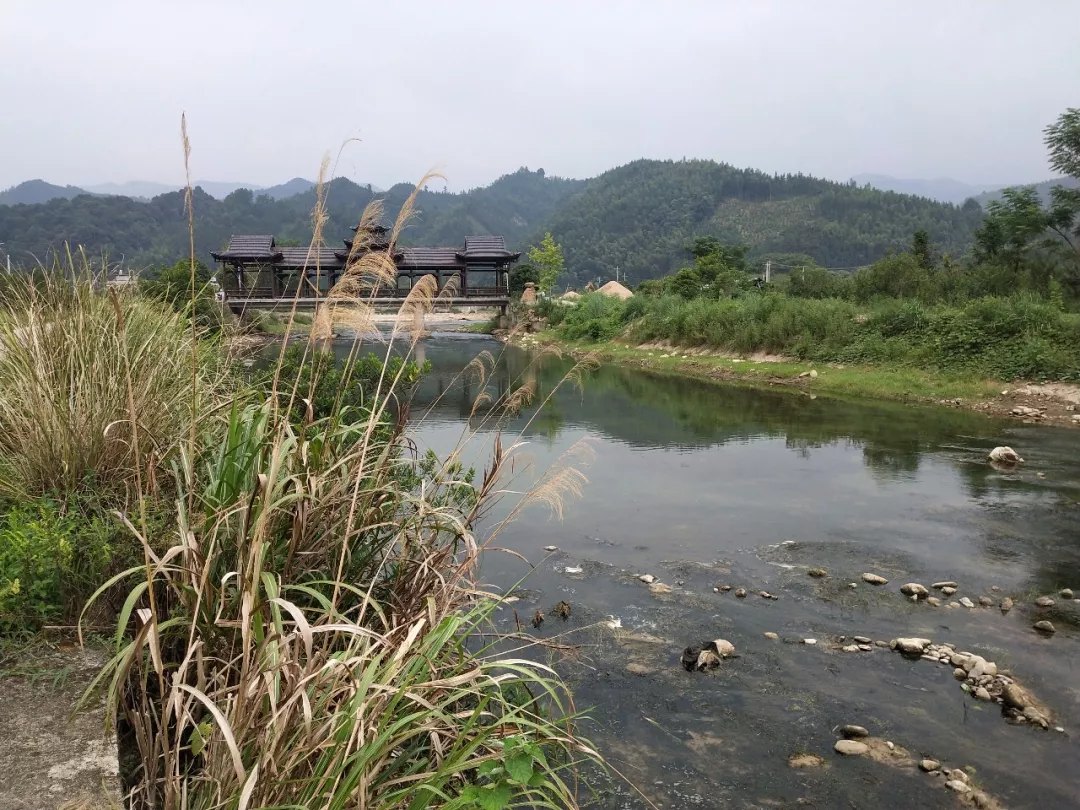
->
[[554, 292, 627, 342]]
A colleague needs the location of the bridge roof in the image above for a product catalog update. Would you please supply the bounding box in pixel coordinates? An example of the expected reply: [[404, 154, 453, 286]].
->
[[459, 235, 520, 262], [211, 235, 279, 261], [399, 247, 463, 269], [276, 246, 343, 269]]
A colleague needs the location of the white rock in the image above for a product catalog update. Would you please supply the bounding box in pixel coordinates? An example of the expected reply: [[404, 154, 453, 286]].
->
[[833, 740, 868, 756], [988, 446, 1023, 463], [946, 780, 971, 794], [893, 637, 932, 655], [842, 644, 860, 652], [1035, 596, 1055, 607], [862, 573, 888, 585], [901, 583, 929, 597], [637, 574, 656, 584], [959, 596, 975, 608], [803, 638, 817, 645], [564, 566, 583, 574], [709, 639, 736, 658], [543, 545, 558, 552], [975, 687, 992, 700], [932, 581, 957, 589]]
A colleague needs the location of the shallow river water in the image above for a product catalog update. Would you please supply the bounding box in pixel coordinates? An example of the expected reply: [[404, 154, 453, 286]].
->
[[363, 335, 1080, 808]]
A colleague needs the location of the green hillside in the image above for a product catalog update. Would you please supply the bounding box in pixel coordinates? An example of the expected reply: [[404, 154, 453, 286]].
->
[[538, 159, 986, 284], [0, 179, 89, 206]]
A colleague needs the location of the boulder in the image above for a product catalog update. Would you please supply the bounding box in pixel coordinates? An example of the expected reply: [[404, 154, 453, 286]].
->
[[979, 596, 994, 606], [862, 573, 888, 585], [1002, 683, 1033, 710], [892, 637, 932, 655], [706, 639, 736, 658], [1034, 620, 1056, 634], [919, 759, 940, 772], [1061, 588, 1074, 599], [988, 446, 1024, 463], [900, 583, 929, 597], [833, 740, 869, 756]]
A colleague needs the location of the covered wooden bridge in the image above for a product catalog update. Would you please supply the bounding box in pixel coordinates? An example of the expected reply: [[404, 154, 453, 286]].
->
[[210, 226, 518, 311]]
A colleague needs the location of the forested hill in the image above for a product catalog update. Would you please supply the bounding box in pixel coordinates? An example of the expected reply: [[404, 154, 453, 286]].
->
[[543, 160, 985, 284], [0, 168, 585, 268], [0, 160, 984, 275]]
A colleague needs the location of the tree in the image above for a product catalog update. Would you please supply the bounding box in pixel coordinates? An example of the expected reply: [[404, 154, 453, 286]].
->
[[509, 262, 540, 297], [911, 229, 934, 270], [1045, 107, 1080, 180], [974, 187, 1049, 270], [528, 233, 565, 293]]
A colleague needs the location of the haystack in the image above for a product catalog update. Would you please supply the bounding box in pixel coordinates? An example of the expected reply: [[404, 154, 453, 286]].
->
[[562, 290, 582, 300], [598, 280, 633, 299]]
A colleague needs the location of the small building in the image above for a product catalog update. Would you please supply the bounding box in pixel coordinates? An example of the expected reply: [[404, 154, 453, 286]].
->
[[210, 226, 519, 302]]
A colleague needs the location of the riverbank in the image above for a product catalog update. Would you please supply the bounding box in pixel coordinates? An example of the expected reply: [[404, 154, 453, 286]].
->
[[512, 333, 1080, 427]]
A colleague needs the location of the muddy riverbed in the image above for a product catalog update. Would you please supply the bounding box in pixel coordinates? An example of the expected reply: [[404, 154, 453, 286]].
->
[[342, 335, 1080, 809]]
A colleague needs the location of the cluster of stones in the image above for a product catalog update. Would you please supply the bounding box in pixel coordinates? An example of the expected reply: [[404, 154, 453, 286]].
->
[[712, 583, 778, 600], [889, 637, 1056, 729]]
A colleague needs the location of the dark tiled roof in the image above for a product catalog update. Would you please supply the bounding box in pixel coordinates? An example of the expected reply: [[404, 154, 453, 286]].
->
[[276, 247, 343, 268], [351, 224, 389, 235], [212, 234, 279, 260], [399, 247, 463, 268], [459, 235, 520, 261]]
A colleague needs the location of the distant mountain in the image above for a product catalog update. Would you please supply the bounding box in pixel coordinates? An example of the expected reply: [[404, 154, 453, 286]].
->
[[82, 181, 178, 199], [0, 179, 89, 205], [851, 174, 1007, 204], [544, 160, 985, 284], [972, 176, 1080, 207], [257, 178, 316, 200]]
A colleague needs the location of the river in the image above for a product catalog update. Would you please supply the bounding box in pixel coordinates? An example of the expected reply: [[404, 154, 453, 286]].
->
[[349, 333, 1080, 809]]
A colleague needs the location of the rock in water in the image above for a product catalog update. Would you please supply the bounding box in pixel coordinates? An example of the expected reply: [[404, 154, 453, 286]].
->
[[763, 632, 779, 640], [839, 725, 869, 738], [975, 687, 992, 700], [919, 759, 940, 772], [941, 586, 957, 596], [803, 638, 817, 645], [853, 636, 871, 644], [932, 581, 957, 589], [695, 649, 722, 670], [862, 573, 888, 585], [1034, 620, 1056, 634], [901, 583, 929, 597], [946, 780, 972, 794], [1035, 596, 1055, 607], [1003, 683, 1032, 710], [927, 596, 941, 606], [834, 740, 869, 756], [1000, 597, 1014, 613], [978, 596, 993, 606], [988, 446, 1023, 464], [892, 637, 932, 655], [959, 597, 975, 608], [808, 568, 827, 578], [637, 573, 656, 584], [735, 588, 747, 598], [705, 639, 736, 658], [1061, 588, 1074, 599]]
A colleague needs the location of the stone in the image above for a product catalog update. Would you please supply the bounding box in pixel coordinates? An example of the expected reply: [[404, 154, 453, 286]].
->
[[564, 566, 583, 574], [649, 582, 673, 595], [848, 582, 858, 589], [803, 638, 817, 645], [948, 601, 961, 608], [861, 573, 888, 585], [946, 780, 972, 794], [959, 596, 975, 608], [874, 640, 889, 648], [707, 639, 736, 658], [543, 545, 558, 552], [919, 759, 940, 772], [1035, 596, 1055, 607], [1023, 706, 1049, 728], [954, 668, 968, 680], [764, 631, 779, 640], [719, 585, 731, 591], [637, 574, 656, 584], [947, 769, 970, 784], [789, 753, 826, 769], [853, 635, 871, 644], [901, 583, 929, 597], [892, 637, 932, 655], [1061, 588, 1075, 599], [1034, 620, 1056, 634], [833, 740, 869, 756], [927, 596, 941, 606], [988, 445, 1024, 463], [625, 663, 652, 676], [1000, 597, 1014, 613], [712, 587, 719, 593], [839, 725, 869, 738], [735, 588, 747, 598], [858, 644, 872, 651], [932, 581, 957, 589], [979, 596, 993, 606], [808, 568, 827, 578], [1011, 406, 1042, 418], [758, 590, 772, 599], [941, 586, 957, 596], [809, 369, 818, 378], [975, 687, 992, 700], [1002, 683, 1032, 710], [842, 644, 860, 652]]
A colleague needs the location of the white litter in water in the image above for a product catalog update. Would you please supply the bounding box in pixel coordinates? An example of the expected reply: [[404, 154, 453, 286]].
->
[[768, 562, 798, 570], [564, 566, 583, 574], [603, 616, 622, 630], [543, 545, 558, 552]]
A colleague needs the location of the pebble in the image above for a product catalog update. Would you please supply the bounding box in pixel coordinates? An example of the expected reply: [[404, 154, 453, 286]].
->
[[1054, 726, 1065, 733], [842, 644, 860, 652], [1061, 588, 1075, 599], [713, 587, 720, 593], [946, 780, 972, 794], [839, 724, 869, 738], [901, 582, 929, 597], [763, 632, 779, 640], [853, 636, 871, 644], [848, 582, 858, 589], [858, 644, 872, 651], [543, 545, 558, 551], [874, 640, 889, 648], [959, 597, 975, 608], [638, 574, 656, 584], [953, 668, 967, 680], [919, 759, 940, 772], [1035, 596, 1055, 607], [991, 585, 1001, 591], [861, 573, 888, 585], [1000, 597, 1014, 613], [941, 586, 957, 596], [808, 568, 827, 578], [948, 601, 961, 608], [833, 740, 869, 756], [1034, 620, 1056, 634], [886, 741, 895, 750], [932, 581, 957, 589], [979, 596, 994, 606], [803, 638, 817, 645], [735, 588, 747, 598], [975, 687, 992, 701], [926, 596, 941, 607], [947, 770, 970, 784], [720, 585, 731, 591]]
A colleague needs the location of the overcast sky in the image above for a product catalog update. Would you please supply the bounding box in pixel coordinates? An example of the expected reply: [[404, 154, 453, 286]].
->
[[3, 0, 1078, 192]]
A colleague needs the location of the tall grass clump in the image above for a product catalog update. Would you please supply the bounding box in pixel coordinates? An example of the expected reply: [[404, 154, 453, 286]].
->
[[0, 267, 233, 500], [74, 160, 605, 809]]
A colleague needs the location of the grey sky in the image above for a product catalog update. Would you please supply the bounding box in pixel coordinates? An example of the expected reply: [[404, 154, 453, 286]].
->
[[3, 0, 1078, 192]]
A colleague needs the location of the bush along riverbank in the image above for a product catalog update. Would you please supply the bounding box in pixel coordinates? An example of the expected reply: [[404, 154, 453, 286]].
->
[[515, 289, 1080, 425], [0, 185, 605, 807]]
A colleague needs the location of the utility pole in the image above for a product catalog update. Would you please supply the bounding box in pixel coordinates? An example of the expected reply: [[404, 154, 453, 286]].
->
[[614, 264, 620, 283], [0, 243, 9, 273], [764, 260, 771, 284]]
